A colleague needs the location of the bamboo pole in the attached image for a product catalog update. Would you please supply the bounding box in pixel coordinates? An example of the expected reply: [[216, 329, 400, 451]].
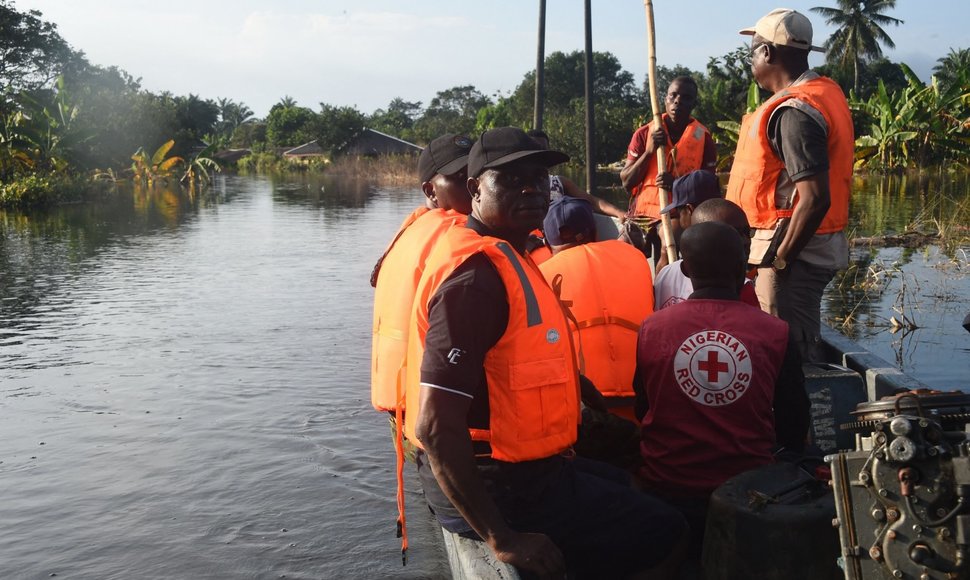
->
[[584, 0, 596, 193], [644, 0, 678, 265], [533, 0, 546, 131]]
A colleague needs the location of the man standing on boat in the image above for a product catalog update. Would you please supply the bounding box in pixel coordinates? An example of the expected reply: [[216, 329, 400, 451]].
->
[[620, 76, 717, 263], [405, 127, 686, 578], [727, 8, 853, 363]]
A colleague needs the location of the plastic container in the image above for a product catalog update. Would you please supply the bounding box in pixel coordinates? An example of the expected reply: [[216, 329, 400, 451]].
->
[[702, 462, 841, 580], [802, 362, 867, 453]]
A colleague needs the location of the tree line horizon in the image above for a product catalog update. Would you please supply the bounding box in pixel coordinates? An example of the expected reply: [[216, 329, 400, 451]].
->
[[1, 0, 967, 208]]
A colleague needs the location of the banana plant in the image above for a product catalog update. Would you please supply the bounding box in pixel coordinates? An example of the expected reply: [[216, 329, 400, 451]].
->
[[180, 142, 220, 188], [851, 63, 969, 171], [0, 105, 36, 178], [14, 77, 95, 173], [852, 79, 918, 170], [714, 81, 763, 171], [130, 139, 183, 186]]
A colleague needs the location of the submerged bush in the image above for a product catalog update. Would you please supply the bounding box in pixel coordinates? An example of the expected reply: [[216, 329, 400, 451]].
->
[[237, 152, 284, 173], [0, 173, 97, 209]]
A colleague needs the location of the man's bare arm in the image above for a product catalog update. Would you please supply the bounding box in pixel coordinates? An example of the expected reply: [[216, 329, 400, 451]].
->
[[620, 155, 649, 193], [415, 387, 566, 577], [561, 176, 626, 220]]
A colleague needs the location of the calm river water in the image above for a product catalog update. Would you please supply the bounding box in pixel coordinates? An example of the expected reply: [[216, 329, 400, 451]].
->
[[0, 176, 449, 579], [1, 172, 968, 579]]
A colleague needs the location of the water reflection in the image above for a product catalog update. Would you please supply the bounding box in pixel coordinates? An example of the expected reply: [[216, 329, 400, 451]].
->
[[824, 243, 969, 389], [268, 173, 381, 209]]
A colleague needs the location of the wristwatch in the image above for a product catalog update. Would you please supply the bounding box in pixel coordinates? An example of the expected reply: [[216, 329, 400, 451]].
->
[[772, 255, 788, 271]]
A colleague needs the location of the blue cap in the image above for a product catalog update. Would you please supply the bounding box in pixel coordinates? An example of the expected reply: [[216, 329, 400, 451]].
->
[[660, 170, 722, 214], [543, 197, 595, 245]]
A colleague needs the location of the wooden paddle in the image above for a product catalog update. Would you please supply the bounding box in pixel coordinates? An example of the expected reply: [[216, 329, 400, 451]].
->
[[643, 0, 678, 265]]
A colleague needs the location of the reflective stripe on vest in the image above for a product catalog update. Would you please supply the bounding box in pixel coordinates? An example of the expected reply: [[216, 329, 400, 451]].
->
[[726, 76, 854, 233], [495, 242, 542, 327]]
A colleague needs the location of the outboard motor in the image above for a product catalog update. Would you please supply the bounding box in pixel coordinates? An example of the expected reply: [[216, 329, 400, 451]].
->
[[828, 391, 970, 579]]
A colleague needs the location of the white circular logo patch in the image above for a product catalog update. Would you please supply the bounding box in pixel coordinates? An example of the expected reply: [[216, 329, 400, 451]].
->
[[546, 328, 560, 344], [673, 330, 752, 407]]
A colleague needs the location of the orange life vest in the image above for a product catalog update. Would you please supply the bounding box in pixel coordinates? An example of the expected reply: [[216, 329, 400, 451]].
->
[[726, 76, 854, 233], [538, 240, 653, 402], [370, 208, 466, 411], [404, 225, 581, 463], [630, 115, 711, 219]]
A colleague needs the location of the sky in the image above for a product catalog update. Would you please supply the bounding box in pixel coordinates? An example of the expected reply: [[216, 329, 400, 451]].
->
[[15, 0, 970, 119]]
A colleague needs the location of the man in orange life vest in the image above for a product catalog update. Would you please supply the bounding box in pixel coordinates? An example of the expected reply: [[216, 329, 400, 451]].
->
[[406, 127, 686, 578], [635, 221, 810, 554], [370, 133, 473, 413], [620, 76, 717, 262], [727, 8, 853, 362], [538, 196, 654, 424], [370, 134, 474, 559]]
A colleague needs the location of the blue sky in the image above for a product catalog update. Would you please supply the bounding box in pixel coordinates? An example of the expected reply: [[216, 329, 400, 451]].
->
[[16, 0, 970, 118]]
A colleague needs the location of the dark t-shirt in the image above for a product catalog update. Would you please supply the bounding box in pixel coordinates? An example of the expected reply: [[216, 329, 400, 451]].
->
[[414, 216, 565, 528], [767, 104, 829, 182]]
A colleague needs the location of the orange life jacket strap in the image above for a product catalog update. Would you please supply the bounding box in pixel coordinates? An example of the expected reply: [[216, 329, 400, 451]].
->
[[574, 316, 642, 333], [393, 405, 408, 565], [775, 208, 794, 219], [550, 273, 587, 375]]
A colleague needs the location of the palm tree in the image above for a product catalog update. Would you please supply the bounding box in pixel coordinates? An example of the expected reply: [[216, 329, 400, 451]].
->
[[811, 0, 903, 94], [276, 95, 298, 109], [932, 47, 970, 91]]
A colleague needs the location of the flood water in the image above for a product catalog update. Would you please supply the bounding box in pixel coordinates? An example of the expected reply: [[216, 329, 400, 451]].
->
[[1, 171, 968, 579], [0, 176, 449, 579], [821, 172, 970, 390]]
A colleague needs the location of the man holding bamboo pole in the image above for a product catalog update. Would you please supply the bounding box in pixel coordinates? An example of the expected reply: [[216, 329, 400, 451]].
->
[[727, 8, 853, 363], [620, 76, 717, 265]]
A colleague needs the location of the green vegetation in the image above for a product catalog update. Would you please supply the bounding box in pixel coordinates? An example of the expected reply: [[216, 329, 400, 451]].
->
[[0, 0, 965, 210], [851, 62, 969, 171]]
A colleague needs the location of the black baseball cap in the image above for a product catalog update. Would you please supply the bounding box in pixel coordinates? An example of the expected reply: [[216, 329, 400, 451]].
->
[[468, 127, 569, 178], [418, 133, 473, 183]]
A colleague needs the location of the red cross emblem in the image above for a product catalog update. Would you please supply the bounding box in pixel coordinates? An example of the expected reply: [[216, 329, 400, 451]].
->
[[673, 330, 753, 407], [698, 350, 729, 382]]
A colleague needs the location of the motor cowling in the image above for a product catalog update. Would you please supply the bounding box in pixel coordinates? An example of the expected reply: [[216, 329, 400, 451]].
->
[[828, 392, 970, 580]]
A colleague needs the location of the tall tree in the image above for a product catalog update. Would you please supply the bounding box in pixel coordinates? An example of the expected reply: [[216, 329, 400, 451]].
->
[[412, 85, 490, 144], [811, 0, 903, 94], [215, 98, 254, 139], [265, 103, 315, 148], [0, 1, 75, 93], [367, 97, 422, 141], [314, 103, 365, 154], [489, 50, 641, 164]]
